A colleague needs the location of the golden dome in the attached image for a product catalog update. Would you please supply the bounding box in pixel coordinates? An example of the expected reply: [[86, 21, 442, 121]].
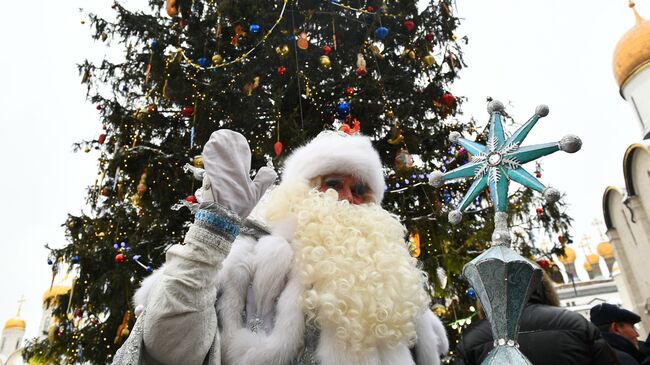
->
[[613, 1, 650, 88], [42, 285, 71, 302], [4, 317, 25, 330], [597, 241, 614, 258], [558, 246, 576, 264], [586, 253, 601, 265], [583, 261, 593, 271]]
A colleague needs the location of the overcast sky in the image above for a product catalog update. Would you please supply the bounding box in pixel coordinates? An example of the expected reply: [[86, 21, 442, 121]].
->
[[0, 0, 644, 341]]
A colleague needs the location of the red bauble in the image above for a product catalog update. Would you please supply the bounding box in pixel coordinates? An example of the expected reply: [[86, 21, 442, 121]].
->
[[111, 3, 117, 9], [98, 133, 107, 145], [425, 33, 434, 42], [185, 195, 197, 204], [403, 20, 416, 32], [277, 66, 287, 75], [535, 171, 542, 178], [115, 253, 125, 263], [182, 106, 194, 118], [323, 45, 332, 55], [346, 87, 355, 96], [367, 6, 375, 12], [355, 68, 367, 77], [536, 258, 551, 270], [558, 235, 567, 244], [274, 141, 283, 156], [439, 92, 455, 107], [536, 207, 543, 217], [96, 105, 102, 110]]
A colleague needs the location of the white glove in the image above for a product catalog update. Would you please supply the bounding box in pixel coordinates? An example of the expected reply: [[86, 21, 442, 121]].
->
[[202, 130, 277, 218]]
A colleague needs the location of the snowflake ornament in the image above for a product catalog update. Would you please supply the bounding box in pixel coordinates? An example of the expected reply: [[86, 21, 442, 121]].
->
[[429, 100, 582, 225]]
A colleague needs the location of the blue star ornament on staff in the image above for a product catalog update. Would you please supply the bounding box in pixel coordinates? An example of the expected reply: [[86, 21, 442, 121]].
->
[[429, 100, 581, 242], [429, 100, 582, 365]]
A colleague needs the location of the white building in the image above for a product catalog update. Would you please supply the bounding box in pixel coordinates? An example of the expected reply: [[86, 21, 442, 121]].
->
[[0, 304, 26, 365], [602, 1, 650, 336]]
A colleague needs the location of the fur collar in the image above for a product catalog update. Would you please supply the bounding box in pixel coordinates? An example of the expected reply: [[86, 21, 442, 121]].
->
[[132, 233, 447, 365]]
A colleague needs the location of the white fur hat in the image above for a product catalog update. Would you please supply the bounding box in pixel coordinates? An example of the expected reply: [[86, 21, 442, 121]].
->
[[281, 132, 385, 203]]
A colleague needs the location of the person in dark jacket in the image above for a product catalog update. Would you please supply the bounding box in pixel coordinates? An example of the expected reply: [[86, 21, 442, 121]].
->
[[455, 272, 619, 365], [590, 303, 647, 365]]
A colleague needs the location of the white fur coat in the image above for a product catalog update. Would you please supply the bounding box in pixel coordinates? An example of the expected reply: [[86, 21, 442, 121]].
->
[[134, 234, 448, 365]]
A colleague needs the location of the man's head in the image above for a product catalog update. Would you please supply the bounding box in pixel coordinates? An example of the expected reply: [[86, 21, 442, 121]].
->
[[590, 303, 641, 348], [262, 132, 430, 353], [280, 131, 385, 204]]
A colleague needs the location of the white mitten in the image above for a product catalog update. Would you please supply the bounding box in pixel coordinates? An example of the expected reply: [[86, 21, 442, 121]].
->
[[202, 130, 277, 218]]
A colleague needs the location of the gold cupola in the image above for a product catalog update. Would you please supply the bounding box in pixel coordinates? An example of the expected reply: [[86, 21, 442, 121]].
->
[[613, 1, 650, 88], [3, 317, 25, 330], [558, 246, 577, 265], [613, 1, 650, 139], [597, 241, 614, 259]]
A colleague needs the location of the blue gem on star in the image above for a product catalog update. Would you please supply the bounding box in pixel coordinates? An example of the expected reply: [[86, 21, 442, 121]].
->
[[429, 100, 582, 224]]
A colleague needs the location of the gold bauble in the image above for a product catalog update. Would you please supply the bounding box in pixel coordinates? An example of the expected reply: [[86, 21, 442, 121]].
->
[[319, 55, 331, 69], [84, 147, 91, 153], [408, 50, 416, 60], [275, 45, 290, 58], [193, 155, 204, 168], [101, 33, 108, 42], [212, 54, 223, 65], [424, 54, 435, 66], [432, 304, 447, 317], [385, 110, 394, 119], [121, 328, 130, 337]]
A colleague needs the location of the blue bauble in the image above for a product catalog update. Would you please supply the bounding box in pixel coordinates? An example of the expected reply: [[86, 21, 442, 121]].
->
[[249, 24, 260, 33], [71, 256, 79, 264], [374, 26, 389, 40], [197, 57, 209, 67], [146, 266, 153, 273], [467, 288, 477, 300], [336, 101, 350, 117], [151, 40, 158, 48], [330, 0, 340, 3], [47, 258, 53, 265]]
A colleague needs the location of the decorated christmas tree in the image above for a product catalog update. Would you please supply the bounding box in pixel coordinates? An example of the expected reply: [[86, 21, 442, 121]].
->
[[24, 0, 572, 363]]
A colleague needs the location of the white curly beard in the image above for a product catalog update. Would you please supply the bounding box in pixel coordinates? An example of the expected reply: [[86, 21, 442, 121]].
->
[[264, 181, 430, 354]]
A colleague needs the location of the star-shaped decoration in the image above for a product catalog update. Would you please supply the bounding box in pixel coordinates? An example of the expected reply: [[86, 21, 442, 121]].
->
[[429, 100, 582, 225]]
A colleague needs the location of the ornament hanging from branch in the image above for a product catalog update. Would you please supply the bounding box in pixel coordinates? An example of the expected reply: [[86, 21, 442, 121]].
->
[[276, 44, 290, 58], [114, 311, 132, 345], [388, 124, 404, 145], [355, 53, 367, 76], [320, 55, 332, 69], [243, 77, 260, 96], [231, 24, 246, 47], [297, 32, 309, 50], [395, 148, 414, 171], [409, 232, 421, 257], [339, 118, 360, 135], [274, 141, 283, 156]]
